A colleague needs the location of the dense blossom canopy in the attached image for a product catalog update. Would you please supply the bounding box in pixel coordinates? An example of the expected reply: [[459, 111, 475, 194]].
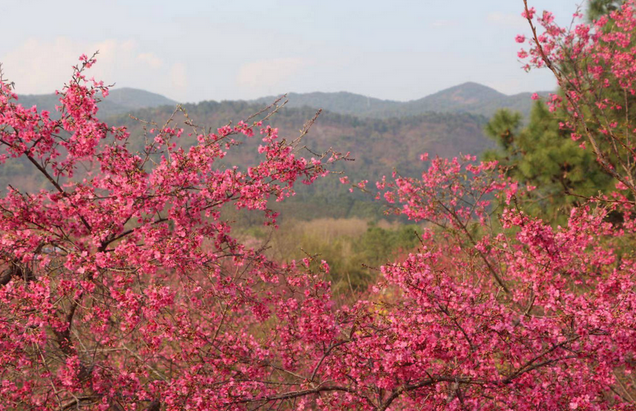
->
[[3, 2, 636, 410]]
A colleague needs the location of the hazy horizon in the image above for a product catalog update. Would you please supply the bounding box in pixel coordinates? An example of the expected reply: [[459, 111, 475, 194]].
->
[[14, 80, 554, 106], [1, 0, 580, 103]]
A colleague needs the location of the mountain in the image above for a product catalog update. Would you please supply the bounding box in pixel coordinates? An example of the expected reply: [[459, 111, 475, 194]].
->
[[253, 82, 550, 120], [14, 82, 546, 123], [110, 100, 491, 176], [253, 91, 401, 118], [4, 83, 526, 220], [16, 87, 178, 118], [104, 100, 493, 220], [406, 82, 538, 117]]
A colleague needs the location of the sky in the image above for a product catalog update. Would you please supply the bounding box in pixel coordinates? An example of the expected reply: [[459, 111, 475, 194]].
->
[[0, 0, 583, 103]]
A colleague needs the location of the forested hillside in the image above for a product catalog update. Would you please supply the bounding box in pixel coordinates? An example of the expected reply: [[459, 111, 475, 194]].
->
[[17, 87, 177, 118], [253, 82, 549, 119], [9, 82, 547, 220], [109, 100, 492, 220]]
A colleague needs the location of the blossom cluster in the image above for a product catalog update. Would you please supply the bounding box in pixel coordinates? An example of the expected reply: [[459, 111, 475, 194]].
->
[[3, 2, 636, 408]]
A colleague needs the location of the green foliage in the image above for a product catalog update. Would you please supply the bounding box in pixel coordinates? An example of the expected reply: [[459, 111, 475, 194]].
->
[[588, 0, 623, 22], [484, 103, 614, 224], [483, 109, 522, 152], [102, 99, 492, 222], [240, 219, 421, 297], [318, 222, 421, 296], [355, 222, 421, 266], [483, 0, 633, 226]]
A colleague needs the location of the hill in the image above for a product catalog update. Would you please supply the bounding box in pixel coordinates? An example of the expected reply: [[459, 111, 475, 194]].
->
[[111, 100, 491, 178], [3, 87, 504, 221], [14, 82, 545, 122], [106, 101, 492, 220], [16, 87, 178, 118], [406, 82, 541, 118], [253, 82, 549, 120]]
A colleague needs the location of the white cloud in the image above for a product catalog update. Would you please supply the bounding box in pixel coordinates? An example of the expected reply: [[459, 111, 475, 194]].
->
[[0, 37, 183, 100], [1, 37, 82, 94], [432, 19, 457, 28], [236, 57, 307, 92], [137, 52, 163, 69], [170, 62, 187, 91], [487, 12, 527, 29]]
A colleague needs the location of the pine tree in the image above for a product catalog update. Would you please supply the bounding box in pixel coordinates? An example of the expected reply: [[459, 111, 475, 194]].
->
[[484, 102, 614, 224], [588, 0, 623, 22], [482, 2, 634, 224]]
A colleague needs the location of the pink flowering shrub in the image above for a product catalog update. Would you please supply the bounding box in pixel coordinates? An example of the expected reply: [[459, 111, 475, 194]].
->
[[519, 0, 636, 196], [3, 2, 636, 409], [0, 55, 342, 410], [362, 156, 636, 409]]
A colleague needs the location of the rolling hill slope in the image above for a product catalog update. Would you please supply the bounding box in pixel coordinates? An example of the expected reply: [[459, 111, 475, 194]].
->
[[253, 82, 549, 120], [4, 82, 537, 220], [16, 87, 178, 118], [107, 101, 493, 220]]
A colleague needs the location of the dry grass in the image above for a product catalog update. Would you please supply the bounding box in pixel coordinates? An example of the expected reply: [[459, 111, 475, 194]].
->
[[294, 218, 368, 240]]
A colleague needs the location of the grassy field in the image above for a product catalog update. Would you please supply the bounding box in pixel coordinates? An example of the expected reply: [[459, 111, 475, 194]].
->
[[237, 217, 422, 298]]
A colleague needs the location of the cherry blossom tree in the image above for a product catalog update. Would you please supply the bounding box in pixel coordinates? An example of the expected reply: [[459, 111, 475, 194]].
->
[[519, 0, 636, 197], [0, 54, 345, 410], [4, 1, 636, 409]]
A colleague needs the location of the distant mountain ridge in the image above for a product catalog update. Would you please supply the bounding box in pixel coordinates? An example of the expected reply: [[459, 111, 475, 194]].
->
[[104, 100, 493, 220], [253, 82, 549, 120], [3, 82, 551, 219], [5, 84, 527, 219], [15, 82, 547, 121], [16, 87, 178, 118]]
